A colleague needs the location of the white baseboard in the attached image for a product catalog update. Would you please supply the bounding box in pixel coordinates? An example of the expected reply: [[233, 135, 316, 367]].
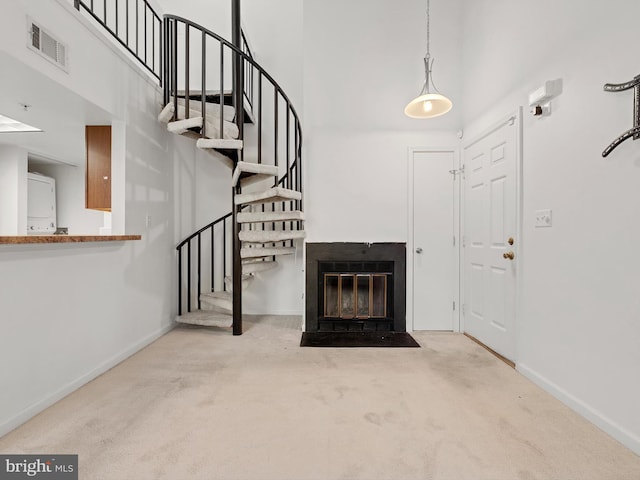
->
[[0, 322, 175, 438], [517, 363, 640, 456]]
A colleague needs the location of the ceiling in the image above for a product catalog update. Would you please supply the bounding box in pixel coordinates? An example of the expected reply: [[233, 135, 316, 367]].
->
[[0, 51, 113, 166]]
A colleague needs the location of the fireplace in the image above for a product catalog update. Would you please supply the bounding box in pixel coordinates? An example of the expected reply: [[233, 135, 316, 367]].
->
[[305, 243, 406, 332]]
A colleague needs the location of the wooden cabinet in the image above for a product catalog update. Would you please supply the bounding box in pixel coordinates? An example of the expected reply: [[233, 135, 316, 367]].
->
[[85, 125, 111, 211]]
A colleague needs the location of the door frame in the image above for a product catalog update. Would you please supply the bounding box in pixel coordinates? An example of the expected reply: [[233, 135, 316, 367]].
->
[[407, 146, 461, 333], [460, 108, 523, 358]]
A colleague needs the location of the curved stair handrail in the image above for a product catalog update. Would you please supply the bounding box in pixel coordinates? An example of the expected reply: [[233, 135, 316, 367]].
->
[[163, 14, 303, 193], [168, 15, 304, 320], [164, 14, 302, 123], [176, 212, 233, 315]]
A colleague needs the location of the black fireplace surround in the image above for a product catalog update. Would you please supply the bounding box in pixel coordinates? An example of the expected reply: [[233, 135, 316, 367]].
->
[[305, 243, 406, 332]]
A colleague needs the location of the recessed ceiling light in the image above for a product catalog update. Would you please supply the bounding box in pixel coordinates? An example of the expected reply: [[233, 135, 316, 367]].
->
[[0, 113, 42, 133]]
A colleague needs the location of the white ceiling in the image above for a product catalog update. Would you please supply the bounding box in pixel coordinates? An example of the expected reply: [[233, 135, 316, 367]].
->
[[0, 51, 113, 166]]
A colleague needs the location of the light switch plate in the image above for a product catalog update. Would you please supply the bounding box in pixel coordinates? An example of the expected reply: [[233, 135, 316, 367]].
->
[[535, 209, 552, 228]]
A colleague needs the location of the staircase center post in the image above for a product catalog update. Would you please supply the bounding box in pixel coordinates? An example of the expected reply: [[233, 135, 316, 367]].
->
[[231, 0, 244, 335]]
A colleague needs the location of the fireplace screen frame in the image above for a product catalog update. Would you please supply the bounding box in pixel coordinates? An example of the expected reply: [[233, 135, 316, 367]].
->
[[323, 273, 389, 319], [305, 243, 407, 333]]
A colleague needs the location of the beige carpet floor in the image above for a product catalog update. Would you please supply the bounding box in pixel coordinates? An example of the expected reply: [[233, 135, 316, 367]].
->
[[1, 315, 639, 480]]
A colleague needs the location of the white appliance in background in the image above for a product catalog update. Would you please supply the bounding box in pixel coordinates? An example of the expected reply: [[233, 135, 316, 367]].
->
[[27, 172, 56, 234]]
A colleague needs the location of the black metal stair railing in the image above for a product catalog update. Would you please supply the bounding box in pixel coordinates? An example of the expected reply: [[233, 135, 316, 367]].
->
[[176, 213, 232, 315], [73, 1, 256, 89], [74, 0, 162, 82], [168, 15, 303, 317], [65, 5, 301, 323]]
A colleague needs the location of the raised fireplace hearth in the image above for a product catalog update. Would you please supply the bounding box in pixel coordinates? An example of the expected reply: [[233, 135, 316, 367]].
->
[[305, 243, 406, 332]]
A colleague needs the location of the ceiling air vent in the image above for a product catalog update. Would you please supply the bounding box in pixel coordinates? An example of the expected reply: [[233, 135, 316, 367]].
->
[[27, 18, 68, 72]]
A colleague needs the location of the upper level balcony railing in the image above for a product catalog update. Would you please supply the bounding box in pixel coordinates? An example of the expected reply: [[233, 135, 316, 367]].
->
[[73, 0, 256, 91], [74, 0, 162, 82]]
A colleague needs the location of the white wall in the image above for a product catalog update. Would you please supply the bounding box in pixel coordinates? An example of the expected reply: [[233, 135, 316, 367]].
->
[[0, 146, 28, 235], [243, 0, 303, 113], [304, 128, 458, 242], [0, 0, 176, 436], [241, 0, 305, 315], [303, 0, 463, 243], [461, 0, 640, 455], [157, 0, 231, 40]]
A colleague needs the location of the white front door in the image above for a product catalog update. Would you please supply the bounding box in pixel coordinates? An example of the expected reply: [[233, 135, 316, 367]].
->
[[410, 149, 457, 331], [462, 111, 521, 360]]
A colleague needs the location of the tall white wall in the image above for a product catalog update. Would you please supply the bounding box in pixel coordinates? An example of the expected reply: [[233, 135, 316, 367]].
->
[[241, 0, 305, 315], [0, 0, 176, 436], [0, 146, 28, 235], [303, 0, 463, 243], [243, 0, 303, 112], [461, 0, 640, 454], [156, 0, 231, 40]]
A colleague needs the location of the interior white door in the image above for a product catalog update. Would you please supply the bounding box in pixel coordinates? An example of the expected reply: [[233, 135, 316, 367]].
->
[[412, 150, 456, 330], [463, 113, 520, 360]]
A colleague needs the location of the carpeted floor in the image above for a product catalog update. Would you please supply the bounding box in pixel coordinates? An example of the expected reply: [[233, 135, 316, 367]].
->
[[1, 315, 639, 480]]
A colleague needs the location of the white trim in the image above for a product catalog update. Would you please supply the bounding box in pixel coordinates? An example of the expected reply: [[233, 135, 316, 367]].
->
[[518, 363, 640, 456], [407, 146, 460, 333], [0, 322, 174, 438], [453, 148, 462, 332], [514, 108, 525, 363], [406, 150, 414, 333], [462, 111, 520, 150]]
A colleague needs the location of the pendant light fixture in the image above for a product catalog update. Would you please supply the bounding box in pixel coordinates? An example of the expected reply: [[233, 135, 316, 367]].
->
[[404, 0, 452, 119]]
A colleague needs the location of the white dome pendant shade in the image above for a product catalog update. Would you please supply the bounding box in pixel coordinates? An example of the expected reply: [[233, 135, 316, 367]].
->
[[404, 0, 453, 119], [404, 92, 452, 119]]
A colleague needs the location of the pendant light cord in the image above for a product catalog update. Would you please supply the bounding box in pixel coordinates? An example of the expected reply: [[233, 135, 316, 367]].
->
[[426, 0, 430, 63], [422, 0, 432, 95], [423, 0, 444, 95]]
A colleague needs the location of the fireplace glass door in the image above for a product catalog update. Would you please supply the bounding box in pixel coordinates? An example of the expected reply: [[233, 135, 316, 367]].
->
[[324, 274, 387, 319]]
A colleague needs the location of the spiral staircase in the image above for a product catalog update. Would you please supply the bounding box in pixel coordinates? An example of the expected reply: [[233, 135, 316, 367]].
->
[[159, 14, 304, 335]]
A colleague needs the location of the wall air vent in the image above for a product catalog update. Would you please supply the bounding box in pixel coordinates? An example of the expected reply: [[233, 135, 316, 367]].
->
[[27, 18, 68, 72]]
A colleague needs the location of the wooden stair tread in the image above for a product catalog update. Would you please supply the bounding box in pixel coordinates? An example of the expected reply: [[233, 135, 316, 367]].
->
[[174, 97, 235, 121], [242, 259, 278, 274], [235, 187, 301, 206], [200, 291, 233, 314], [240, 246, 297, 259], [176, 90, 255, 124], [237, 210, 305, 223], [176, 310, 232, 327], [232, 161, 279, 187], [239, 229, 305, 243], [167, 116, 203, 134], [197, 138, 244, 152]]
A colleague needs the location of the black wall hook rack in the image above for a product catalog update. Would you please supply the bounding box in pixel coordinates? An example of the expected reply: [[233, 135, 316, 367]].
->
[[602, 74, 640, 157]]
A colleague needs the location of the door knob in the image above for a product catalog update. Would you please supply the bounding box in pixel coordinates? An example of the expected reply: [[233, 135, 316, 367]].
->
[[503, 251, 515, 260], [416, 247, 423, 254]]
